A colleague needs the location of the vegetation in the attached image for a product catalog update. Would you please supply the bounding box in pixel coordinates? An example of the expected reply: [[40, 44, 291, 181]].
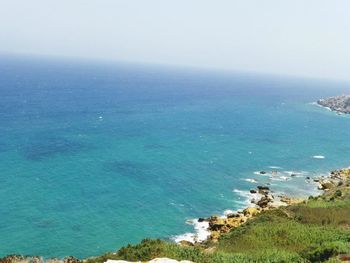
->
[[86, 194, 350, 263]]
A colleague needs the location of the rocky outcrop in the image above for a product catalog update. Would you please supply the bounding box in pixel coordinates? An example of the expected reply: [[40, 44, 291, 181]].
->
[[317, 95, 350, 114], [204, 184, 294, 241], [318, 180, 335, 190]]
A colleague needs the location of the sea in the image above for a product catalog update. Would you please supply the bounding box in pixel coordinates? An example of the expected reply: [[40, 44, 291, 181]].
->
[[1, 55, 350, 258]]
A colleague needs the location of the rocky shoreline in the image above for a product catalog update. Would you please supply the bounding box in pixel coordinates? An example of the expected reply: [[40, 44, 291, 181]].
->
[[1, 167, 350, 263], [177, 167, 350, 246], [317, 95, 350, 114]]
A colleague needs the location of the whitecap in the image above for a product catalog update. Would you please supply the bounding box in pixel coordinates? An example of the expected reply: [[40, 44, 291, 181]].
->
[[269, 177, 285, 181], [312, 155, 325, 159], [268, 166, 282, 169], [279, 176, 289, 180]]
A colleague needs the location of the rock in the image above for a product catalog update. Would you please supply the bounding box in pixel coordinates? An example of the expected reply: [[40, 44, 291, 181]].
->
[[257, 186, 270, 191], [257, 196, 271, 208], [320, 180, 335, 190], [257, 186, 270, 195], [317, 95, 350, 114], [249, 189, 257, 194], [198, 218, 205, 222], [279, 195, 301, 205], [340, 169, 350, 176], [243, 207, 260, 217], [227, 212, 240, 218], [208, 216, 226, 231], [0, 255, 25, 263], [179, 240, 194, 247], [259, 171, 267, 174], [226, 217, 242, 228], [210, 231, 221, 240], [64, 257, 81, 263]]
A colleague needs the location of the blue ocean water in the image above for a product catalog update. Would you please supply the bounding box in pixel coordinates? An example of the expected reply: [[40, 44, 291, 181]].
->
[[1, 55, 350, 258]]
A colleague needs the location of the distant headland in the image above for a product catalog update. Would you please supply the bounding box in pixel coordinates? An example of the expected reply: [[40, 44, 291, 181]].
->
[[317, 95, 350, 114]]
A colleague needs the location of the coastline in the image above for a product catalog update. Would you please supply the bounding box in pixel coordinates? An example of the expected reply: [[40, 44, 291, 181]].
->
[[2, 166, 350, 263], [172, 167, 323, 246], [317, 95, 350, 115]]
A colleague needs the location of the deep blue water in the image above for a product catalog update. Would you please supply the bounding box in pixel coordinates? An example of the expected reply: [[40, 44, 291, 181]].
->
[[1, 55, 350, 258]]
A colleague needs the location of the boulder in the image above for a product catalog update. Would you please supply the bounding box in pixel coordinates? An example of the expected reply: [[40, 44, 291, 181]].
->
[[257, 196, 271, 208], [210, 231, 220, 240], [257, 186, 270, 191], [208, 216, 226, 231], [226, 212, 240, 218], [243, 207, 260, 217], [320, 180, 335, 190]]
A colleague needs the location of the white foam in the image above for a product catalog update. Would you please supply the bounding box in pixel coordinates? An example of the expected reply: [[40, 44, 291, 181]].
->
[[173, 232, 196, 243], [269, 177, 285, 181], [279, 176, 289, 180], [244, 178, 258, 183], [173, 219, 210, 244], [283, 170, 308, 175], [233, 189, 261, 207], [254, 171, 269, 176], [223, 209, 236, 216], [312, 155, 325, 159], [268, 166, 282, 169]]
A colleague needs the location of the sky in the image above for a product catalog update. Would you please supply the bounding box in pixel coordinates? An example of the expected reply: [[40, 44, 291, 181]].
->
[[0, 0, 349, 80]]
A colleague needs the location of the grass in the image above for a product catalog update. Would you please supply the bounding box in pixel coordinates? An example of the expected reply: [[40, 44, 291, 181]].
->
[[85, 239, 306, 263], [217, 209, 350, 261], [85, 190, 350, 263]]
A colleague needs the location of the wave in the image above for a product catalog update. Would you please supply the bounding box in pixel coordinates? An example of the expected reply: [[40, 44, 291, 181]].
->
[[244, 178, 258, 183], [268, 166, 283, 169], [312, 155, 325, 159], [172, 219, 210, 244]]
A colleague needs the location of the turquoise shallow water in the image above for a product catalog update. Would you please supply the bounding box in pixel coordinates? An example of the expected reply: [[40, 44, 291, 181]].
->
[[1, 55, 350, 258]]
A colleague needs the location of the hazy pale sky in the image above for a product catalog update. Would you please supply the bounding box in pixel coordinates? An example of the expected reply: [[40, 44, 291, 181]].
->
[[0, 0, 349, 80]]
